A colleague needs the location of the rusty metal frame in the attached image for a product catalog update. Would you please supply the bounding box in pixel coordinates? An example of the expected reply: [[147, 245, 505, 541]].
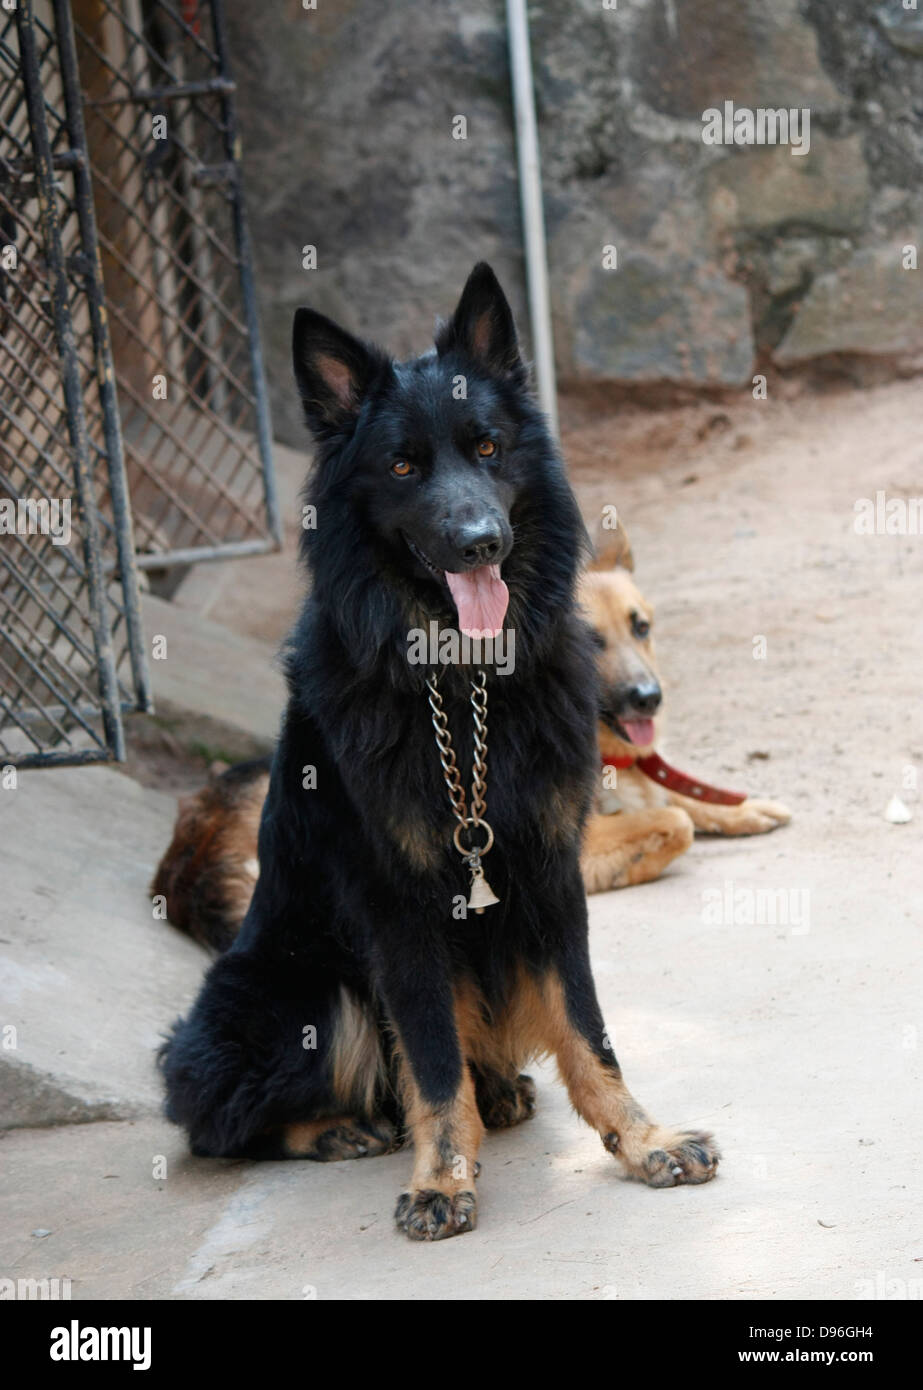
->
[[71, 0, 280, 569], [1, 0, 151, 768], [2, 0, 278, 767]]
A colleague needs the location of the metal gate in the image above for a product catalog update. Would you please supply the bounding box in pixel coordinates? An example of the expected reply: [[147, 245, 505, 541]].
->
[[1, 0, 278, 768], [71, 0, 280, 567]]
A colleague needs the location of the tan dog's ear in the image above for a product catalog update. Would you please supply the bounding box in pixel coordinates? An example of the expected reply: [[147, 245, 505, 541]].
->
[[587, 514, 634, 572]]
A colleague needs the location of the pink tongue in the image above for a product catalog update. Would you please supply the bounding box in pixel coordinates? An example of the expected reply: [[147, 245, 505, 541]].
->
[[621, 718, 655, 747], [445, 565, 509, 638]]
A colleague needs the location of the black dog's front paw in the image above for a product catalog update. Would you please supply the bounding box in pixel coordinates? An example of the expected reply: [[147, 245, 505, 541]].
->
[[394, 1188, 478, 1241], [605, 1125, 721, 1187]]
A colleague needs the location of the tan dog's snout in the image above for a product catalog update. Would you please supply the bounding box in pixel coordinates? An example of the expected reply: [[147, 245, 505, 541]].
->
[[606, 673, 662, 722]]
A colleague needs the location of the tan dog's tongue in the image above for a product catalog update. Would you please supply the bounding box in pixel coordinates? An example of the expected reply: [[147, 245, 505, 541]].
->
[[621, 718, 656, 747], [445, 565, 509, 638]]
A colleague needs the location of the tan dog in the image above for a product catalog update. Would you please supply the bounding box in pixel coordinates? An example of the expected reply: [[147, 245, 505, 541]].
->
[[578, 523, 791, 895]]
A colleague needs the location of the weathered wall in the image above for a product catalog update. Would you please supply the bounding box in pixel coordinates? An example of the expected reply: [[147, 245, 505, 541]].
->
[[225, 0, 923, 445]]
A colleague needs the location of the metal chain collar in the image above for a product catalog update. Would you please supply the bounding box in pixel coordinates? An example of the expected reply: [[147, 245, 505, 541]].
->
[[425, 668, 494, 859]]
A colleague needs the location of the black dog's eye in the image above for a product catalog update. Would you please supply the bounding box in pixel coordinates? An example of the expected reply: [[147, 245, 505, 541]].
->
[[631, 613, 651, 639], [477, 438, 496, 458], [391, 459, 414, 477], [590, 630, 606, 651]]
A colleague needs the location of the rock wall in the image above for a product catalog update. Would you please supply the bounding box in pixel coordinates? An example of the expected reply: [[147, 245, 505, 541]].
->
[[225, 0, 923, 445]]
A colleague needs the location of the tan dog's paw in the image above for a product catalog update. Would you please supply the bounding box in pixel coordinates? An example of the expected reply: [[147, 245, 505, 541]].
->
[[684, 796, 791, 835], [395, 1188, 478, 1241], [581, 806, 694, 892], [726, 797, 791, 834], [604, 1126, 720, 1187]]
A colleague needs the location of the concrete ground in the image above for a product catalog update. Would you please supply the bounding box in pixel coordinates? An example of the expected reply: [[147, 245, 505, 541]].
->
[[1, 380, 921, 1300]]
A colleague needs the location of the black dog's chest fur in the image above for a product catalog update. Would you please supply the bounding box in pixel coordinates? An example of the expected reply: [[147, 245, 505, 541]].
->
[[249, 605, 599, 996]]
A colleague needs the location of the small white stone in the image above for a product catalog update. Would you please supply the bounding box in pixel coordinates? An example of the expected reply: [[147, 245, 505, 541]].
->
[[884, 796, 913, 824]]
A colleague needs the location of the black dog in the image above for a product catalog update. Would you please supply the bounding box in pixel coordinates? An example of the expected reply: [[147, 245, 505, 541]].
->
[[159, 263, 719, 1240]]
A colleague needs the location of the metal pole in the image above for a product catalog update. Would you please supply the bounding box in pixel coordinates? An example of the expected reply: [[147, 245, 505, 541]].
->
[[53, 0, 153, 716], [208, 0, 282, 549], [506, 0, 559, 439]]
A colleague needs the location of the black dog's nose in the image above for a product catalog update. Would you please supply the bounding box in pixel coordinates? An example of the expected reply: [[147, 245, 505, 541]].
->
[[452, 520, 504, 566], [627, 682, 662, 715]]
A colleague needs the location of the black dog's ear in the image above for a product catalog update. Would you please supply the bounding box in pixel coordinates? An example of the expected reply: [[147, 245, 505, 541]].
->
[[436, 262, 526, 382], [292, 308, 382, 435]]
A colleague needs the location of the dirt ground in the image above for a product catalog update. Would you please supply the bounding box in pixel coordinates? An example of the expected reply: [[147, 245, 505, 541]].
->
[[2, 378, 921, 1300], [565, 376, 923, 830]]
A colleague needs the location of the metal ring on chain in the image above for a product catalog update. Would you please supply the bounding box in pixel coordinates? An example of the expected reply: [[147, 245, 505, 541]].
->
[[452, 816, 494, 858]]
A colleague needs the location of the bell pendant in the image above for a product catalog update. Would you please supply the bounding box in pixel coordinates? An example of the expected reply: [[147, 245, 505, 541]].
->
[[468, 863, 500, 913]]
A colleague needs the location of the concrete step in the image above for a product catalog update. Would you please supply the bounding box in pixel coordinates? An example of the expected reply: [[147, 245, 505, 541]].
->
[[0, 765, 208, 1130], [168, 440, 308, 647], [140, 592, 285, 761]]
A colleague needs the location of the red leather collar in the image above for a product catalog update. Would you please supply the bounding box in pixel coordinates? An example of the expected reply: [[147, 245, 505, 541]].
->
[[602, 751, 746, 805]]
